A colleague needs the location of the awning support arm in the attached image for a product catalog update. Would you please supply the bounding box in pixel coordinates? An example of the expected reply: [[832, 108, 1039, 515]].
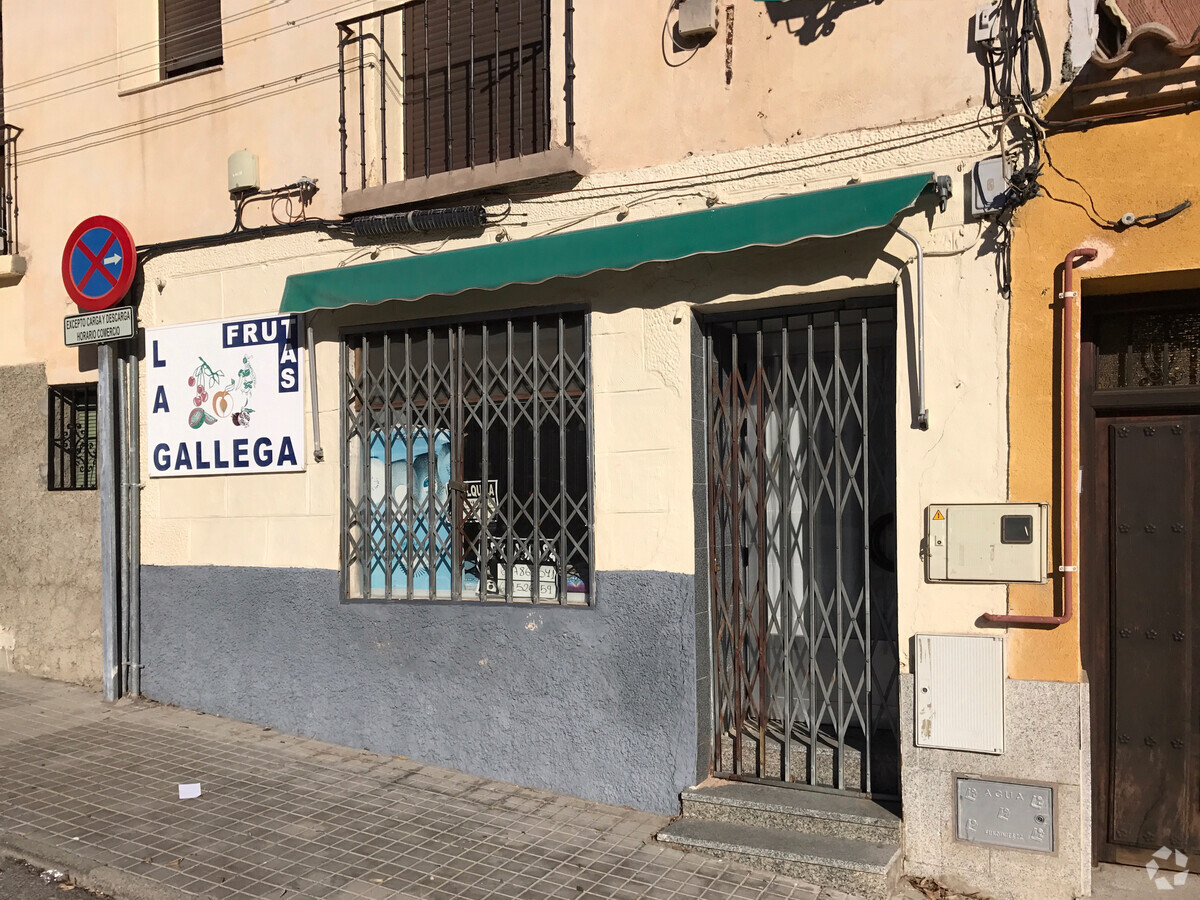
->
[[895, 227, 929, 430]]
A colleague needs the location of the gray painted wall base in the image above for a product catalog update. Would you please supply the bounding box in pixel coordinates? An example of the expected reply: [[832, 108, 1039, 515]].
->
[[141, 565, 698, 815]]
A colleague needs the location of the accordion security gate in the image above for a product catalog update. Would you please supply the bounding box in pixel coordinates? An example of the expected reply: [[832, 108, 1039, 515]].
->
[[707, 303, 900, 798], [342, 312, 592, 605]]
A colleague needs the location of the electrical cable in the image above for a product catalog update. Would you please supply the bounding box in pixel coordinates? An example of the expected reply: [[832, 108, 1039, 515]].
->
[[1041, 141, 1192, 229], [232, 180, 321, 233], [661, 0, 701, 68], [4, 0, 293, 93], [502, 115, 1004, 205], [20, 68, 340, 167], [6, 0, 369, 113]]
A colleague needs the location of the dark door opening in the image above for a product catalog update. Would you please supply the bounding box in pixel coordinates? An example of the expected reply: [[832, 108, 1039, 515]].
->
[[705, 300, 899, 798], [1082, 293, 1200, 865]]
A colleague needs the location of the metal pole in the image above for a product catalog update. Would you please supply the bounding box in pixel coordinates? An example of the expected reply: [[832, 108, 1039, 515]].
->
[[306, 317, 325, 462], [895, 227, 928, 430], [118, 353, 130, 698], [97, 343, 118, 701], [129, 345, 141, 696]]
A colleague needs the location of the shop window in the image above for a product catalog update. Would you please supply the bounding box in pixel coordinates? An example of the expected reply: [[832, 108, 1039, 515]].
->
[[48, 385, 99, 491], [160, 0, 223, 80], [342, 311, 592, 605]]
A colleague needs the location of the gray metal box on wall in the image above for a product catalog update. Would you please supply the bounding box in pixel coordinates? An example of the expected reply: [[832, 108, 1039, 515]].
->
[[925, 503, 1048, 583], [676, 0, 719, 37], [957, 777, 1055, 852], [915, 633, 1004, 754]]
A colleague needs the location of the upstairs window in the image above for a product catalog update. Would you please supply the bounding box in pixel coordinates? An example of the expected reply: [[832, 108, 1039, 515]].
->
[[401, 0, 550, 178], [160, 0, 223, 80]]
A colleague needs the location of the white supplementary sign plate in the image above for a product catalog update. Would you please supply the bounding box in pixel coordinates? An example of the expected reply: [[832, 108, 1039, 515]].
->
[[146, 314, 305, 478], [64, 306, 136, 346]]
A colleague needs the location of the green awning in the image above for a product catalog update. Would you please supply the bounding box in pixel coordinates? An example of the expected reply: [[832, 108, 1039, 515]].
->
[[280, 172, 935, 313]]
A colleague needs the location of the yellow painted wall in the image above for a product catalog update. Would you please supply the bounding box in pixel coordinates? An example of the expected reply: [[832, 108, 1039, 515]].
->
[[1008, 110, 1200, 682]]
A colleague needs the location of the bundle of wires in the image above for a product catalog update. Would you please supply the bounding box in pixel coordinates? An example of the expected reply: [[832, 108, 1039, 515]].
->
[[979, 0, 1052, 220]]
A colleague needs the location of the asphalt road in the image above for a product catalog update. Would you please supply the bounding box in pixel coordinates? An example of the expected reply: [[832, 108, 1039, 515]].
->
[[0, 857, 110, 900]]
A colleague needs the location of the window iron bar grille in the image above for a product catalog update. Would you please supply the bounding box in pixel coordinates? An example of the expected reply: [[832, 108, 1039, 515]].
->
[[0, 124, 21, 256], [706, 304, 899, 798], [342, 311, 592, 605], [336, 0, 567, 193], [48, 384, 99, 491]]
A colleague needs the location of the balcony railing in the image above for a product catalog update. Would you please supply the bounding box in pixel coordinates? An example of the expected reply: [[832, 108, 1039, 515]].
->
[[1, 124, 21, 255], [336, 0, 574, 196]]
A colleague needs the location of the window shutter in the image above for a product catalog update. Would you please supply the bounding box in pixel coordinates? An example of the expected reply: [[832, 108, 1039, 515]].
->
[[402, 0, 547, 179], [161, 0, 223, 79]]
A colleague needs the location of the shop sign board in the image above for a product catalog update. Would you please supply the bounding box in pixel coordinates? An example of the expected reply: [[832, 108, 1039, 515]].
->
[[147, 314, 305, 477], [64, 306, 136, 346]]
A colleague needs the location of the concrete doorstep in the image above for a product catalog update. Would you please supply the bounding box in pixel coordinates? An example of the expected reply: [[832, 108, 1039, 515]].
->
[[0, 673, 860, 900]]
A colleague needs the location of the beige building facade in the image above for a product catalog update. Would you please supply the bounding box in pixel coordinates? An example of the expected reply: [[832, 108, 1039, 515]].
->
[[0, 1, 1136, 898]]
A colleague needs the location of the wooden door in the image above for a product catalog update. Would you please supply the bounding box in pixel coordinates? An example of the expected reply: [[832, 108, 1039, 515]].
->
[[1082, 294, 1200, 866]]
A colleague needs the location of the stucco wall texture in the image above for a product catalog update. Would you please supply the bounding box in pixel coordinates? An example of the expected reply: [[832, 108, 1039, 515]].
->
[[1008, 110, 1200, 683], [0, 364, 101, 684], [140, 565, 699, 816]]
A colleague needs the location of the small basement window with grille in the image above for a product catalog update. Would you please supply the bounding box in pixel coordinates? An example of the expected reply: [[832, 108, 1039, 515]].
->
[[342, 311, 592, 605], [160, 0, 223, 80], [48, 385, 99, 491]]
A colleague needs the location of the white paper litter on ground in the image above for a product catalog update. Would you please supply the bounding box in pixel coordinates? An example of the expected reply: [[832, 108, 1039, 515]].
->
[[178, 783, 202, 799]]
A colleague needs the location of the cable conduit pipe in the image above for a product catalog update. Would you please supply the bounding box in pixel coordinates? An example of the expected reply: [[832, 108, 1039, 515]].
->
[[350, 205, 488, 237], [984, 247, 1096, 626], [306, 315, 324, 463], [895, 227, 929, 430]]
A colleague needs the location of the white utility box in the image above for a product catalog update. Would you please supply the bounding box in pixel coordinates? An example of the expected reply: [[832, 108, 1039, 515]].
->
[[925, 503, 1048, 584], [915, 633, 1004, 754], [228, 149, 260, 194], [971, 156, 1007, 217]]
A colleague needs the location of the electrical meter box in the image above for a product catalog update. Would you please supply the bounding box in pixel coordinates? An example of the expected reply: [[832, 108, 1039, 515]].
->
[[925, 503, 1048, 584]]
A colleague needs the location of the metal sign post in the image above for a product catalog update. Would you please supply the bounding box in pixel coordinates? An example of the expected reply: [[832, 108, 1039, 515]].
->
[[97, 343, 118, 701], [63, 215, 138, 702]]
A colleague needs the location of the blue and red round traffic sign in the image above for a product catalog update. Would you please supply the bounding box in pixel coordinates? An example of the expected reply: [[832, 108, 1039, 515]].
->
[[61, 215, 136, 311]]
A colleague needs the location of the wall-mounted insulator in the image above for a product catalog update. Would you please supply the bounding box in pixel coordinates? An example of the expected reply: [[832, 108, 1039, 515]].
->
[[351, 205, 488, 237]]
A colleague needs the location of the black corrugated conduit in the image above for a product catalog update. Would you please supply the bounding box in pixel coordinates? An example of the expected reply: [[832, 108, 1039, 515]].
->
[[351, 205, 488, 237]]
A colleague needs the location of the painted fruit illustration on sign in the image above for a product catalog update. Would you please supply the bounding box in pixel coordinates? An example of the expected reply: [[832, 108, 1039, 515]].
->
[[186, 355, 256, 429]]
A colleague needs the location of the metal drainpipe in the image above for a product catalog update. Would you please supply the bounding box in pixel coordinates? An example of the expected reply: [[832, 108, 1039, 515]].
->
[[129, 344, 141, 696], [306, 315, 324, 463], [895, 227, 929, 430], [984, 247, 1097, 626]]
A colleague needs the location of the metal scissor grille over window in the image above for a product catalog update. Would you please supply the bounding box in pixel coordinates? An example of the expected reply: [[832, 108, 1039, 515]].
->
[[342, 311, 592, 604], [707, 303, 899, 796], [48, 384, 99, 491]]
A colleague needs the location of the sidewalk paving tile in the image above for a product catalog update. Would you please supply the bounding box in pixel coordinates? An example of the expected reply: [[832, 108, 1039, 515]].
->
[[0, 673, 857, 900]]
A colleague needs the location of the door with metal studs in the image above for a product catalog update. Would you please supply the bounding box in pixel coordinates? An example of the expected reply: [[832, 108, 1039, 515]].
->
[[1082, 296, 1200, 866], [705, 300, 900, 798]]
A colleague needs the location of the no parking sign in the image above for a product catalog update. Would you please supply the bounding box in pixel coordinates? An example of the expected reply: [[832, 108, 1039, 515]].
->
[[61, 215, 137, 311]]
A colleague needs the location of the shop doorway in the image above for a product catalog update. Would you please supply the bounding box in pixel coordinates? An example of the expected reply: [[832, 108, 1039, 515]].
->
[[1082, 294, 1200, 865], [704, 300, 900, 798]]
